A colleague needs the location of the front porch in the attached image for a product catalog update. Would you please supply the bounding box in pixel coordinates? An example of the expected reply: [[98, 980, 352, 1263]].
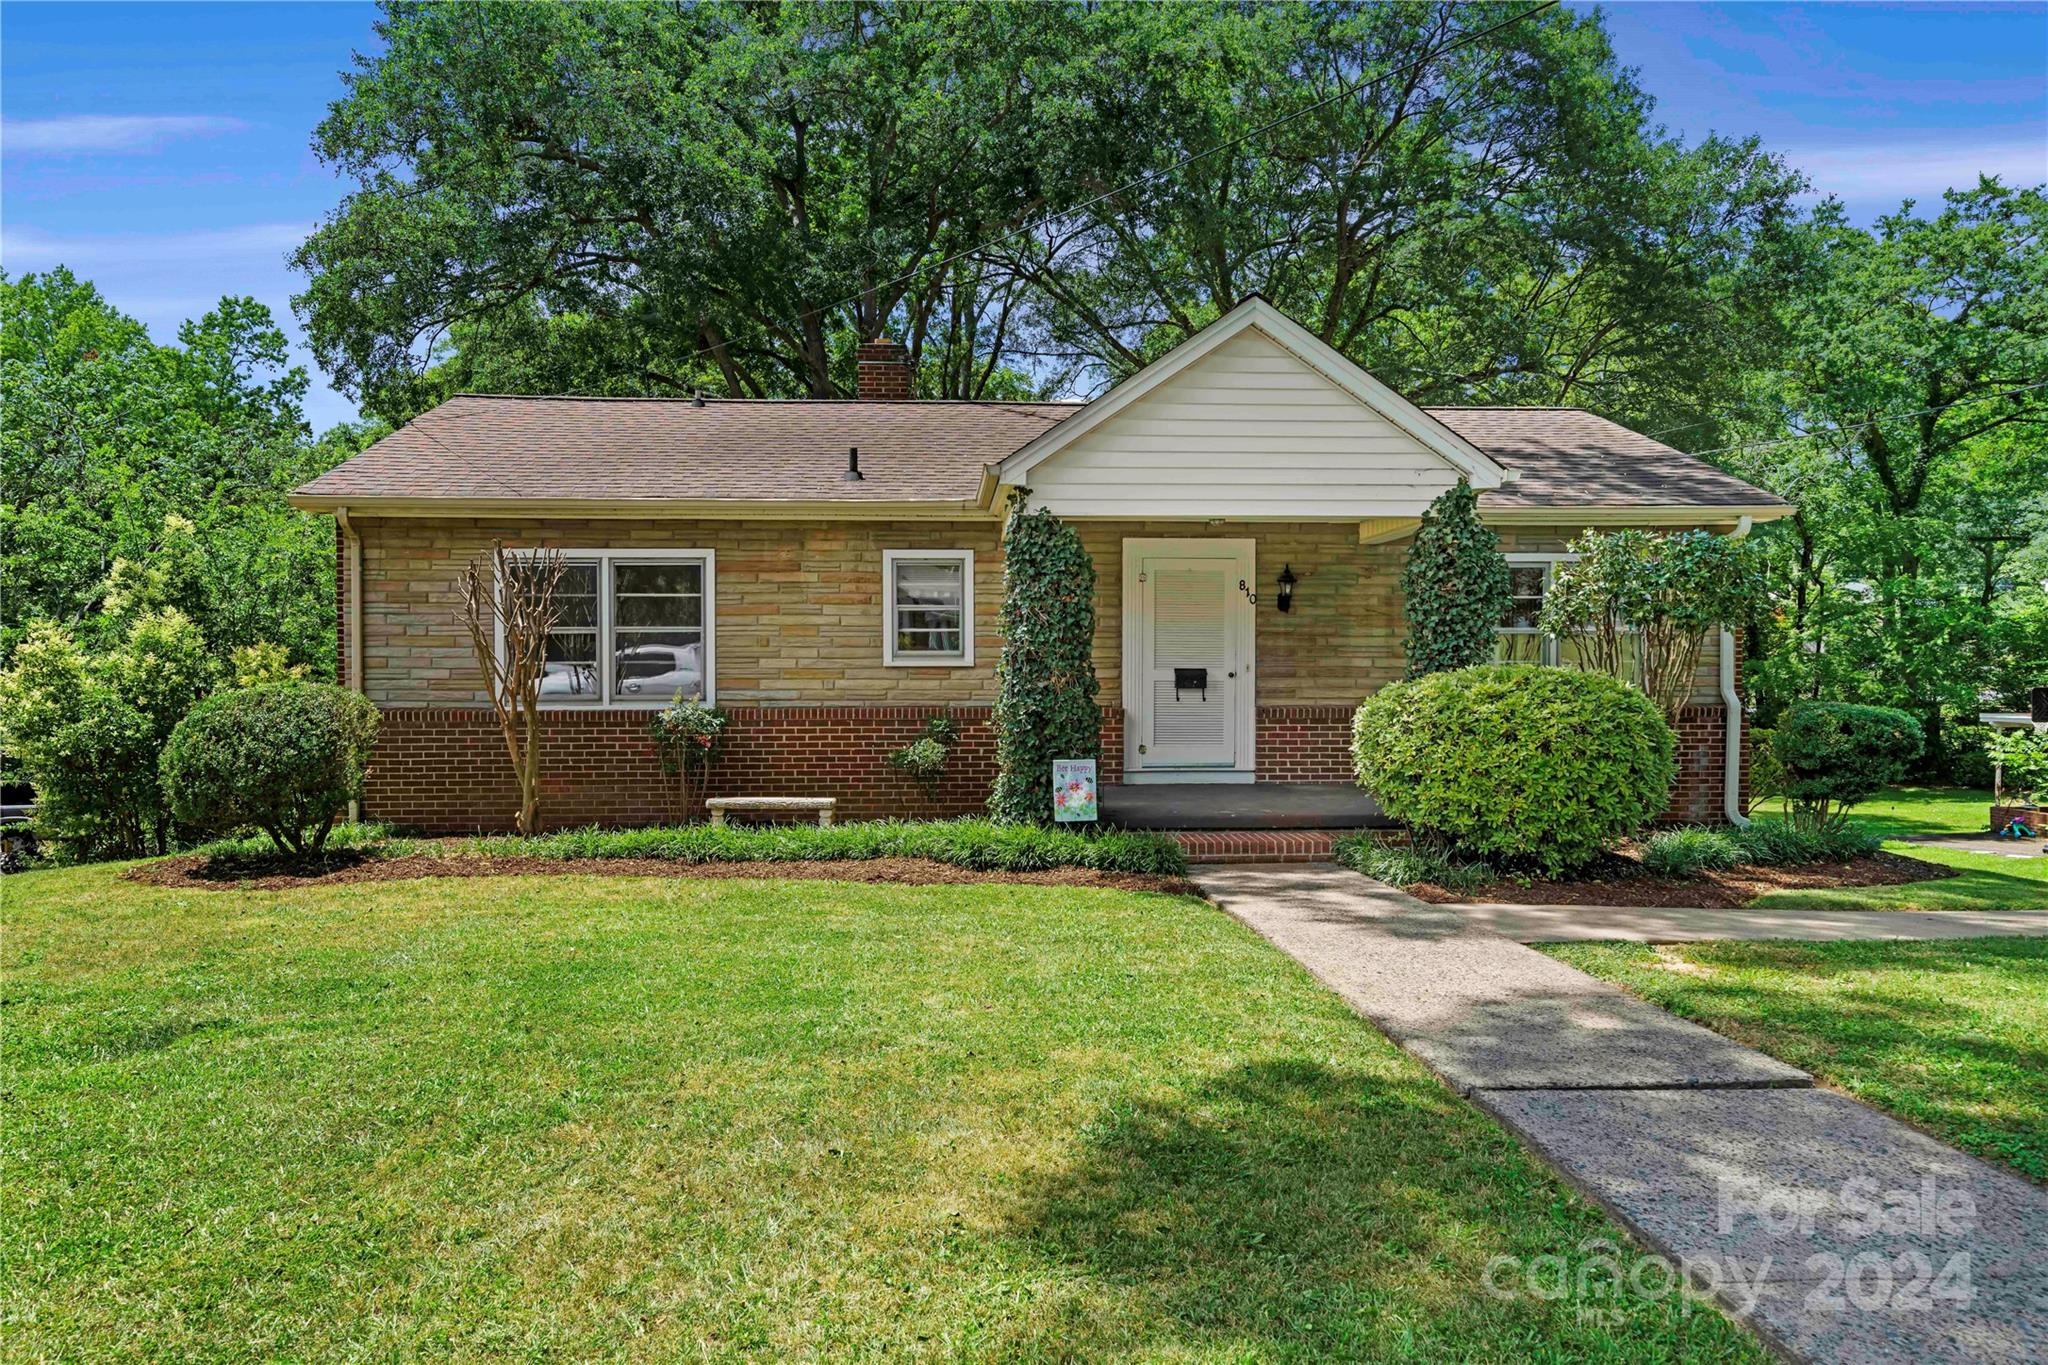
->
[[1101, 782, 1387, 831], [1101, 781, 1391, 864]]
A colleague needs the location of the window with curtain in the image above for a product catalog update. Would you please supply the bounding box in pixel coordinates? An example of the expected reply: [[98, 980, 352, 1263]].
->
[[883, 550, 973, 665]]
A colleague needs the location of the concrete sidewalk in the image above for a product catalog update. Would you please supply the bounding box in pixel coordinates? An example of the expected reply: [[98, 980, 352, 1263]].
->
[[1455, 902, 2048, 943], [1196, 864, 2048, 1365]]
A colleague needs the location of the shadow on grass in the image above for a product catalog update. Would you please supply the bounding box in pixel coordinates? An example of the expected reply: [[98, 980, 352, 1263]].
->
[[1753, 860, 2048, 910], [995, 1058, 1751, 1359], [1579, 940, 2048, 1181]]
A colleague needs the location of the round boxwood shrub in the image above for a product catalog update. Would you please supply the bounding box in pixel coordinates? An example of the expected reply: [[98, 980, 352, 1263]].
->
[[1352, 664, 1676, 874], [1774, 701, 1921, 830], [161, 683, 380, 856]]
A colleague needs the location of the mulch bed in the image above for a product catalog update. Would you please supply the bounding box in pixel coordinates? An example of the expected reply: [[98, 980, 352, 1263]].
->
[[1405, 849, 1957, 908], [124, 850, 1200, 898]]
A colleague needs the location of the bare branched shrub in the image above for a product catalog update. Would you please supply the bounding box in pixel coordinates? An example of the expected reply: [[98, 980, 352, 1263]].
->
[[459, 542, 567, 834]]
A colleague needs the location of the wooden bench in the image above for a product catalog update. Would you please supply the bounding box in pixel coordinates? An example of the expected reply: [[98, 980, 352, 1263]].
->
[[705, 796, 836, 828]]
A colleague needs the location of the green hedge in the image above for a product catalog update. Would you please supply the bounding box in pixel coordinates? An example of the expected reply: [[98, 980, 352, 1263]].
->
[[468, 819, 1188, 877], [161, 683, 381, 856], [1353, 664, 1676, 874], [1776, 702, 1922, 829]]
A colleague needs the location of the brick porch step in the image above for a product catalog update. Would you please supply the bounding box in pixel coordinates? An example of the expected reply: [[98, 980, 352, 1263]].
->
[[1168, 828, 1348, 864]]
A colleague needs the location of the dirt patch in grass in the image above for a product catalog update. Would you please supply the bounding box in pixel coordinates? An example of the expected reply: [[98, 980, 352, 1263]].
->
[[1406, 849, 1956, 908], [125, 850, 1199, 897]]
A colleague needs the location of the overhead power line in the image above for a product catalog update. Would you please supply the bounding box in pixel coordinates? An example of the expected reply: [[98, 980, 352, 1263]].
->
[[1681, 380, 2048, 461]]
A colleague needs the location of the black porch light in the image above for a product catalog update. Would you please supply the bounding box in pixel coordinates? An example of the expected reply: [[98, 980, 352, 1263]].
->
[[1276, 563, 1297, 613]]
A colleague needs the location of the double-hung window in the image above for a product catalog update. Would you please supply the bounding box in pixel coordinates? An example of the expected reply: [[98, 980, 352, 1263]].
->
[[882, 549, 974, 666], [1496, 558, 1554, 664], [511, 549, 715, 706], [1495, 552, 1637, 674]]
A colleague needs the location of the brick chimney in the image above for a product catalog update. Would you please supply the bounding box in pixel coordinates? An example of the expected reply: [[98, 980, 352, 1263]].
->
[[856, 337, 912, 401]]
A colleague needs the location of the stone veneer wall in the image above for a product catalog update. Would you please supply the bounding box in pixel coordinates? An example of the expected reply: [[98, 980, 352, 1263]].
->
[[340, 515, 1743, 829]]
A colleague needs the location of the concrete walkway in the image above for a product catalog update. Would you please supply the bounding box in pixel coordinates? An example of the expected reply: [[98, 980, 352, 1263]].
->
[[1196, 864, 2047, 1365], [1456, 902, 2048, 944]]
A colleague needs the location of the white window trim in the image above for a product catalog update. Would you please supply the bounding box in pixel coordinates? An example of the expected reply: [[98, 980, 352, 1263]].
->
[[882, 548, 975, 667], [1499, 552, 1575, 666], [496, 547, 716, 708]]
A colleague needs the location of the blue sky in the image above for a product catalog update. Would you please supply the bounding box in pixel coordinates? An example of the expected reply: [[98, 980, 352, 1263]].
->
[[4, 2, 2044, 433]]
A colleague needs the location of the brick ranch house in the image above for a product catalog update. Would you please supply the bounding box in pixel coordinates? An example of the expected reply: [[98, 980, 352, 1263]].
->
[[290, 297, 1791, 833]]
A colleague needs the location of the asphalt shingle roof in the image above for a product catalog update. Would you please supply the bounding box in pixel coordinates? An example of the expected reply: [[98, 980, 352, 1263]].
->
[[292, 394, 1787, 514]]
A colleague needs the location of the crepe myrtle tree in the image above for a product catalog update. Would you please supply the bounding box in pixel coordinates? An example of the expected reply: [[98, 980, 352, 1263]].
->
[[990, 494, 1099, 823], [459, 542, 569, 834], [1540, 529, 1762, 724], [1401, 481, 1512, 678]]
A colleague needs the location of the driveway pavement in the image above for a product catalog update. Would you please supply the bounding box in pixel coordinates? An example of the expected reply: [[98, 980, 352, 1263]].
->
[[1195, 864, 2048, 1365]]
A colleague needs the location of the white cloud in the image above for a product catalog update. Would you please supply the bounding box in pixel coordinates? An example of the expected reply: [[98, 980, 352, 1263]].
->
[[2, 114, 248, 157], [1792, 136, 2047, 204], [1, 221, 310, 272]]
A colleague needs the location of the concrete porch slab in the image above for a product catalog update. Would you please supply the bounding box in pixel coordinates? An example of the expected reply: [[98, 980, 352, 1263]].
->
[[1102, 782, 1390, 830]]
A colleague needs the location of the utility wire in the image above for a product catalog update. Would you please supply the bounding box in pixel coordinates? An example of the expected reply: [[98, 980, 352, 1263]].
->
[[1680, 380, 2048, 461]]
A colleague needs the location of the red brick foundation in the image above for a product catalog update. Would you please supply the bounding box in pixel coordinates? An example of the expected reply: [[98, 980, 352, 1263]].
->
[[361, 699, 1741, 831], [366, 704, 1125, 831]]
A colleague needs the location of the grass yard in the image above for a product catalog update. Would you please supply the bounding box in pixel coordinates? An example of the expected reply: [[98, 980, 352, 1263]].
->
[[3, 864, 1763, 1362], [1746, 785, 2048, 910], [1748, 842, 2048, 910], [1752, 785, 1991, 839], [1543, 939, 2048, 1182]]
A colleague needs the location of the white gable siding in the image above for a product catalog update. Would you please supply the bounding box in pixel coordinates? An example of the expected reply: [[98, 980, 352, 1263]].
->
[[1021, 327, 1464, 519]]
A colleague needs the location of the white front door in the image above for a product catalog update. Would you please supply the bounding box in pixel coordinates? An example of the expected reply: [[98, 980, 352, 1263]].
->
[[1123, 538, 1255, 777]]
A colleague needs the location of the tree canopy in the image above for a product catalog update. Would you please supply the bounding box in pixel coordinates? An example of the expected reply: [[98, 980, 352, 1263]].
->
[[295, 0, 1803, 433]]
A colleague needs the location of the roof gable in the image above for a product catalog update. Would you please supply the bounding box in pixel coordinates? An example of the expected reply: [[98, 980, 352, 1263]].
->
[[996, 297, 1511, 517]]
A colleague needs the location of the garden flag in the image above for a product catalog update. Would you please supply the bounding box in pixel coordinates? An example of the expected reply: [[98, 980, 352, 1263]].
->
[[1052, 759, 1098, 822]]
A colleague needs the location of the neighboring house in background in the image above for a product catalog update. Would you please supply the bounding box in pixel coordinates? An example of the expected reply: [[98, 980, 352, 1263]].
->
[[289, 297, 1791, 831]]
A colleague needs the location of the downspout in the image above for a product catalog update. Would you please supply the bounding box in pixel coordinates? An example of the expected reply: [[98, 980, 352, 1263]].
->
[[1720, 516, 1754, 827], [336, 507, 365, 821]]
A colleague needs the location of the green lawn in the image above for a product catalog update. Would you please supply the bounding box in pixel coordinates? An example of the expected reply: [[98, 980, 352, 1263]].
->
[[2, 864, 1762, 1362], [1543, 939, 2048, 1182], [1746, 785, 2048, 910], [1752, 784, 1992, 839], [1751, 842, 2048, 911]]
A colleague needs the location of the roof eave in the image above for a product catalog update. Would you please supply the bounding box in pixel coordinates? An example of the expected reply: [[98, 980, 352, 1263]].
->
[[285, 493, 999, 521], [1480, 502, 1795, 527]]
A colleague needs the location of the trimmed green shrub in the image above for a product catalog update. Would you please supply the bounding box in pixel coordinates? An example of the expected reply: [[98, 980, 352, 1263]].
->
[[468, 818, 1188, 878], [1400, 481, 1510, 678], [1353, 664, 1676, 874], [647, 696, 729, 820], [889, 711, 959, 803], [1775, 702, 1922, 830], [1331, 831, 1494, 893], [1640, 828, 1742, 878], [161, 683, 381, 856], [990, 499, 1099, 822], [1729, 820, 1882, 866]]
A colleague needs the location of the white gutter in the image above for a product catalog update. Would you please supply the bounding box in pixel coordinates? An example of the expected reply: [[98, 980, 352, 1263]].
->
[[1720, 515, 1754, 826], [335, 507, 365, 823]]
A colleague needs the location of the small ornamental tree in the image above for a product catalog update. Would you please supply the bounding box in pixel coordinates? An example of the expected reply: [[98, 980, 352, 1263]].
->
[[1401, 481, 1511, 678], [1540, 529, 1761, 724], [990, 496, 1099, 823], [459, 542, 569, 834]]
